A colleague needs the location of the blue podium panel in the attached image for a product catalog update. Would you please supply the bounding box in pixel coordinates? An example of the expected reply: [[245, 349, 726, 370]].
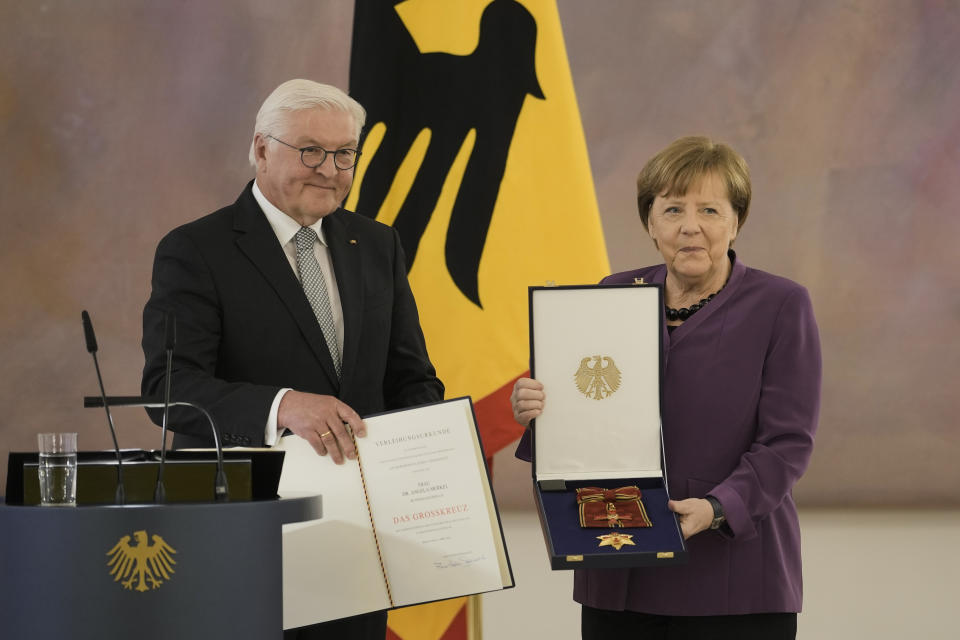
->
[[0, 496, 321, 640]]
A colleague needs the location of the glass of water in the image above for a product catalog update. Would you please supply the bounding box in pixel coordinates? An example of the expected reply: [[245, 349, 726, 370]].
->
[[37, 432, 77, 506]]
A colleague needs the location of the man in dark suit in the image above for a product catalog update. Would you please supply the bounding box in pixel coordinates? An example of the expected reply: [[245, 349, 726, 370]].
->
[[142, 79, 444, 639]]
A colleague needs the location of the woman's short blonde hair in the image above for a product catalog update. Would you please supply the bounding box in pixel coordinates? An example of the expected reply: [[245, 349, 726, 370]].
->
[[636, 136, 751, 230]]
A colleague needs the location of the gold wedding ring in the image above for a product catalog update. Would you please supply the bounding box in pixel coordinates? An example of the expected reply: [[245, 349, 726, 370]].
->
[[319, 431, 332, 439]]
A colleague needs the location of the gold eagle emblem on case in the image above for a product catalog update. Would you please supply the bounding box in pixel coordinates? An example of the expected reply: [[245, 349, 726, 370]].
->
[[574, 355, 621, 400], [106, 530, 177, 592]]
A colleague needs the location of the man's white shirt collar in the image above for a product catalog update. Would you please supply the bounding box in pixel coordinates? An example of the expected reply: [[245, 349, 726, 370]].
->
[[252, 179, 328, 247]]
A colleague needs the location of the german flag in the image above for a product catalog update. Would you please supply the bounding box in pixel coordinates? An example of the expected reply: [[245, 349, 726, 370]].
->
[[349, 1, 608, 637]]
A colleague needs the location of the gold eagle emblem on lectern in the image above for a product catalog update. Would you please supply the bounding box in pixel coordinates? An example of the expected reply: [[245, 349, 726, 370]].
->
[[574, 355, 621, 400], [106, 530, 177, 592]]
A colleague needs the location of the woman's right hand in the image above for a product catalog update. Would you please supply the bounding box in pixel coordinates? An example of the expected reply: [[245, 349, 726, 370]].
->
[[510, 377, 545, 427]]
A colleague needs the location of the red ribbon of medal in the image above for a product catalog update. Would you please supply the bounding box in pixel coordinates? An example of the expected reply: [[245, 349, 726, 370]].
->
[[576, 486, 653, 528]]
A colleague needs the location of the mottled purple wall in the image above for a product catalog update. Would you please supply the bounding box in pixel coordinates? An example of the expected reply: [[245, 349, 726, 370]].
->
[[559, 0, 960, 506], [1, 1, 958, 505], [0, 0, 356, 484]]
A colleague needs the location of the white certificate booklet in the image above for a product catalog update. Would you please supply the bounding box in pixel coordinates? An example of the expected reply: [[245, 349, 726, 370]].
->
[[276, 397, 513, 629]]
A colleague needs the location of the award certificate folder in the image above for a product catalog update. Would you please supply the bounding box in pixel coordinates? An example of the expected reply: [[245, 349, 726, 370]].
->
[[275, 397, 514, 629], [529, 284, 687, 569]]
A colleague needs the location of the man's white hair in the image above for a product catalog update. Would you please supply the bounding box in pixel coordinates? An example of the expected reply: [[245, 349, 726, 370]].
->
[[248, 79, 366, 167]]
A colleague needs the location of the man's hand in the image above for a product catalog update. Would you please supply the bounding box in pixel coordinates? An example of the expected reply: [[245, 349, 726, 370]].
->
[[510, 377, 545, 427], [668, 498, 714, 540], [278, 391, 366, 464]]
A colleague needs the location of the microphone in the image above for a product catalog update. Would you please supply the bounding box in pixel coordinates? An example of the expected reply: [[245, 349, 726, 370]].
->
[[84, 396, 229, 502], [81, 310, 126, 505], [154, 311, 177, 503]]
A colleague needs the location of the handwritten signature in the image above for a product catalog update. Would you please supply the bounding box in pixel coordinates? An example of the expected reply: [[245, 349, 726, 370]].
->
[[433, 554, 487, 570]]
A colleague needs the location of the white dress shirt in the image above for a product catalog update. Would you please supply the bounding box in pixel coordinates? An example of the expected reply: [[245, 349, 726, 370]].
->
[[252, 180, 345, 445]]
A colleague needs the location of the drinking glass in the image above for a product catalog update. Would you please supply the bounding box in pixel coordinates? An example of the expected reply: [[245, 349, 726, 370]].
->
[[37, 432, 77, 506]]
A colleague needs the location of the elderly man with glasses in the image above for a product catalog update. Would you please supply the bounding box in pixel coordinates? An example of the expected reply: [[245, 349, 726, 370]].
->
[[141, 79, 444, 639]]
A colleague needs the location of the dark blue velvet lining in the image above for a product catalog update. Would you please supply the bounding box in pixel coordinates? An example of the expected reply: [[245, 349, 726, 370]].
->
[[537, 477, 685, 558]]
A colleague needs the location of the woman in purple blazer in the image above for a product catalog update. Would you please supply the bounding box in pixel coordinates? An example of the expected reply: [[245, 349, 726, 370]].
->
[[511, 136, 821, 640]]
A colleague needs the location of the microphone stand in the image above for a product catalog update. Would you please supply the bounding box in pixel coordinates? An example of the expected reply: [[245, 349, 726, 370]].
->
[[154, 311, 176, 503], [84, 396, 229, 502], [81, 311, 125, 505]]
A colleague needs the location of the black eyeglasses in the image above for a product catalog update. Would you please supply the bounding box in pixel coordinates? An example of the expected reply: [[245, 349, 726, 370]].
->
[[267, 135, 361, 170]]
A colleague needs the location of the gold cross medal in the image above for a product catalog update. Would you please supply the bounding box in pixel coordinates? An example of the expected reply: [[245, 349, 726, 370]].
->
[[596, 533, 636, 550]]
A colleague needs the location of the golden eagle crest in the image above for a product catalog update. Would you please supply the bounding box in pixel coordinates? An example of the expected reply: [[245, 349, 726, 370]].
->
[[574, 355, 621, 400], [106, 529, 177, 592]]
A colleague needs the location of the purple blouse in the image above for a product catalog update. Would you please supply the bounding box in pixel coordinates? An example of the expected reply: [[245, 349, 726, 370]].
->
[[516, 254, 822, 615]]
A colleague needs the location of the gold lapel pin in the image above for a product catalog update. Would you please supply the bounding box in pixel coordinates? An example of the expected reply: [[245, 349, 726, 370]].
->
[[349, 239, 358, 245]]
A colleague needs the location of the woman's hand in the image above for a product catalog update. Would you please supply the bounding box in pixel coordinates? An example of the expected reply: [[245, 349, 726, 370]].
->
[[510, 377, 545, 427], [668, 498, 714, 540]]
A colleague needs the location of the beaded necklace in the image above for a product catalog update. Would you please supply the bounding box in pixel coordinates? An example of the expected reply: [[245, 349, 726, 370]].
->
[[664, 285, 724, 321]]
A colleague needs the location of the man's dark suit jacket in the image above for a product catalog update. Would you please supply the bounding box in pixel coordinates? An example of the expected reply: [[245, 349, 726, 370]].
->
[[142, 181, 444, 448]]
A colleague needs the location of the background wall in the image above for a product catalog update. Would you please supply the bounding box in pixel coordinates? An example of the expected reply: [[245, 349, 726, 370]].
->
[[2, 0, 958, 506]]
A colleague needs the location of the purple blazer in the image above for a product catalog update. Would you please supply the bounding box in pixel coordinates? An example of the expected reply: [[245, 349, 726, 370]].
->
[[516, 254, 821, 615]]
